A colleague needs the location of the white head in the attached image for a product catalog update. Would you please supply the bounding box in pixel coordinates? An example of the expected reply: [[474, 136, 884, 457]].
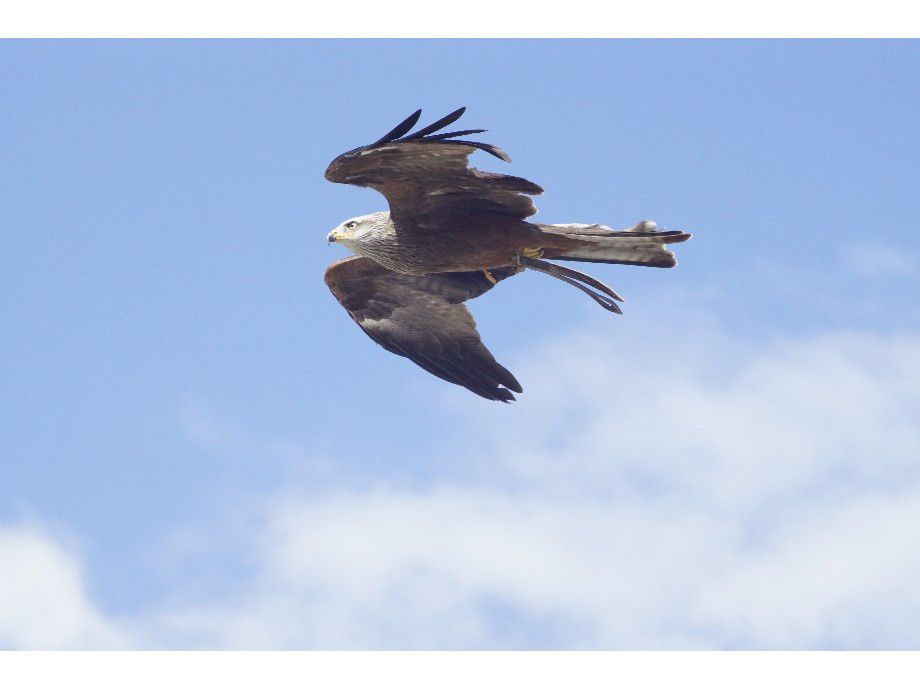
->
[[326, 212, 390, 249]]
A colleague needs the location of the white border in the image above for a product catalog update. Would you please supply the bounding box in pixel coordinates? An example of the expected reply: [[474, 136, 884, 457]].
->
[[2, 0, 919, 37], [1, 651, 920, 689]]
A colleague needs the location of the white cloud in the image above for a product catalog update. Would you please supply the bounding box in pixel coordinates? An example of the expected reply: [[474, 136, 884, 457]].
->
[[5, 311, 920, 649], [691, 490, 920, 649], [149, 315, 920, 649], [471, 327, 920, 510], [0, 524, 130, 649], [842, 242, 917, 279]]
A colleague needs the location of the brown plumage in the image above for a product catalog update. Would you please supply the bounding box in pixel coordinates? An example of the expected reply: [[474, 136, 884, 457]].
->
[[323, 108, 691, 401], [325, 257, 521, 402]]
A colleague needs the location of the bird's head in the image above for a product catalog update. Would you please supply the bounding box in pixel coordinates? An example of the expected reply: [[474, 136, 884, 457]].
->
[[327, 212, 388, 247]]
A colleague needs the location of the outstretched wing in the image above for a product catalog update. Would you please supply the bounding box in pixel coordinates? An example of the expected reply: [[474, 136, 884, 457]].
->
[[324, 108, 543, 229], [324, 256, 523, 402]]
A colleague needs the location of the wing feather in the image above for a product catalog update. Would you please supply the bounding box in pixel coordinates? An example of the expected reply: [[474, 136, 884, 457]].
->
[[404, 106, 467, 139], [371, 109, 422, 146], [325, 108, 541, 228], [324, 257, 522, 402]]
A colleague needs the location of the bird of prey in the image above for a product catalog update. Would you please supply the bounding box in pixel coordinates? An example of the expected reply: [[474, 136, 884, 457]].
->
[[324, 108, 690, 402]]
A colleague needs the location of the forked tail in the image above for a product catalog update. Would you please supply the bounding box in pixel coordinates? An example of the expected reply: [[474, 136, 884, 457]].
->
[[524, 220, 692, 313], [540, 221, 692, 268]]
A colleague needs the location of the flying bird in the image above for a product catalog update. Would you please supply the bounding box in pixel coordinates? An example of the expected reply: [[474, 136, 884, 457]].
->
[[324, 108, 690, 402]]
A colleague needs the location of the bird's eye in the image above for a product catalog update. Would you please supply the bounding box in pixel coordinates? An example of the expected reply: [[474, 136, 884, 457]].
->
[[346, 221, 357, 229]]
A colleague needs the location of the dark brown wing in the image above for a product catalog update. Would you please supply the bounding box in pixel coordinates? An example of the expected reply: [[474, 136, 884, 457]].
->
[[324, 256, 523, 402], [324, 108, 543, 229]]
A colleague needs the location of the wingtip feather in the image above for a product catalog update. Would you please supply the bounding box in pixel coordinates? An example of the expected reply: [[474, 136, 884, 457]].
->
[[406, 107, 469, 140], [372, 109, 423, 145]]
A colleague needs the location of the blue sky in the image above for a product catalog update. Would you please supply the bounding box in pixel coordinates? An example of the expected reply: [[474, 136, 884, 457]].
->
[[1, 40, 919, 649]]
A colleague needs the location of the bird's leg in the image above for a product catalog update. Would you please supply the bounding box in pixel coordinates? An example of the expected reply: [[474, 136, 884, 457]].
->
[[510, 249, 542, 272], [482, 269, 498, 285]]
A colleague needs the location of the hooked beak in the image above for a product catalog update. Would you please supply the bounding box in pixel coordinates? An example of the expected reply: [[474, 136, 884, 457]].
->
[[327, 229, 340, 244]]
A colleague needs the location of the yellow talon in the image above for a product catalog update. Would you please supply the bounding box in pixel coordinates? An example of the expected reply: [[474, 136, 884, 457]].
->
[[483, 269, 498, 284], [522, 247, 544, 259]]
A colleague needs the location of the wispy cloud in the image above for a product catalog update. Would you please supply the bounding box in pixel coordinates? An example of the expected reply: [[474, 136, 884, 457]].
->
[[842, 242, 917, 280], [3, 312, 920, 649]]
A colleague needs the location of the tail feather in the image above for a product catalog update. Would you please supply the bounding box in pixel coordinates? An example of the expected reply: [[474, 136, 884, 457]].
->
[[540, 221, 691, 268], [518, 255, 623, 314]]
